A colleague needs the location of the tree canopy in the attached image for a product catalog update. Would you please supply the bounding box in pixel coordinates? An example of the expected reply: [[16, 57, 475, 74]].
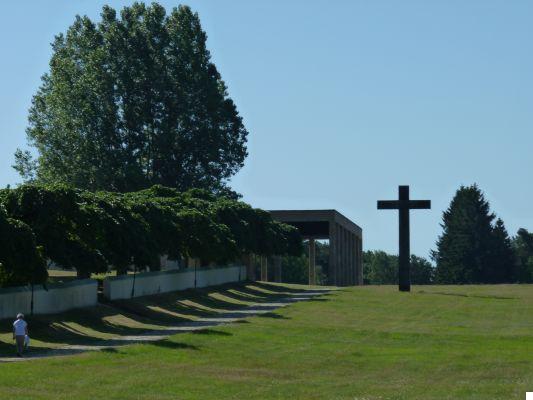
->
[[15, 2, 248, 195]]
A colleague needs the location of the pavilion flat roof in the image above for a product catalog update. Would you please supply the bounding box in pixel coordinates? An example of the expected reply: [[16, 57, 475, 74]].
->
[[268, 209, 362, 237]]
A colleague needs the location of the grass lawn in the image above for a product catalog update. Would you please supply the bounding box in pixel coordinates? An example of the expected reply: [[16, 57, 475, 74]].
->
[[1, 284, 532, 399]]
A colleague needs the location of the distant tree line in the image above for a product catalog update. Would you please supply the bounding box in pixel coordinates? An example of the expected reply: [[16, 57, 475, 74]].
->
[[281, 241, 329, 285], [0, 184, 302, 288], [363, 251, 434, 285]]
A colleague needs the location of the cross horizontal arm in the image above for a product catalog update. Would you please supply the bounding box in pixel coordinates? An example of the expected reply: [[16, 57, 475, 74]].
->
[[377, 201, 400, 209], [377, 200, 431, 210], [408, 200, 431, 209]]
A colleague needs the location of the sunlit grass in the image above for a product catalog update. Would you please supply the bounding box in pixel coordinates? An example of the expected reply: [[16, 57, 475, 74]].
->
[[1, 283, 532, 399]]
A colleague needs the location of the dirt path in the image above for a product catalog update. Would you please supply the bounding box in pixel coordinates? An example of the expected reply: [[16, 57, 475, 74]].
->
[[0, 289, 332, 362]]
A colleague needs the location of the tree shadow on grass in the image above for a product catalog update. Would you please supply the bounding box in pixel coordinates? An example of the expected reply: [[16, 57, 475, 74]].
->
[[0, 345, 90, 360], [100, 347, 119, 353], [233, 285, 293, 301], [251, 282, 306, 294], [305, 297, 330, 302], [214, 289, 264, 304], [0, 282, 324, 358], [256, 312, 290, 320], [149, 340, 199, 351], [417, 291, 517, 300], [0, 305, 162, 348], [191, 329, 232, 336]]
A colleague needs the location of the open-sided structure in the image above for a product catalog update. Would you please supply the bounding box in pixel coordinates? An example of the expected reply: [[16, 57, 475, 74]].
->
[[269, 210, 363, 286]]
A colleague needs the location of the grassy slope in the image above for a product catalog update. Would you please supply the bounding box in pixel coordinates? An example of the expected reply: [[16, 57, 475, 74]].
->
[[1, 284, 532, 399]]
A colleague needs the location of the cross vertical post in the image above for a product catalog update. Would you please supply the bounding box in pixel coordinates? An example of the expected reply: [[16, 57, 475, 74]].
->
[[398, 186, 410, 292]]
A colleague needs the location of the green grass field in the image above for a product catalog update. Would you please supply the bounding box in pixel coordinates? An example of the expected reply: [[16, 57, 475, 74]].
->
[[1, 283, 532, 399]]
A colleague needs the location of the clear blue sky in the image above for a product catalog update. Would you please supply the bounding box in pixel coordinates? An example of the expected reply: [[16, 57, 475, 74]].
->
[[1, 1, 532, 259]]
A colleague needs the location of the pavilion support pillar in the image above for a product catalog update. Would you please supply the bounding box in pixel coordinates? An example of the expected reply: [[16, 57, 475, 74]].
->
[[337, 228, 343, 286], [308, 238, 316, 285], [243, 253, 255, 281], [339, 225, 346, 286], [345, 229, 350, 285], [336, 224, 342, 286], [353, 234, 358, 285], [273, 256, 282, 283], [343, 227, 349, 286], [328, 223, 338, 286], [349, 232, 355, 286], [260, 256, 268, 282], [339, 227, 344, 286], [357, 236, 363, 285]]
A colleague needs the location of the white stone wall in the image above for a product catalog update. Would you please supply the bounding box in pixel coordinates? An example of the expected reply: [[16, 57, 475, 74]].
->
[[103, 266, 246, 301], [0, 279, 98, 320]]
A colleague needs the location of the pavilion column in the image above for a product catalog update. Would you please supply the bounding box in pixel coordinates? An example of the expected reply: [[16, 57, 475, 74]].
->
[[354, 235, 359, 285], [328, 222, 337, 286], [341, 226, 346, 286], [349, 232, 355, 286], [339, 227, 344, 286], [243, 253, 255, 281], [308, 238, 316, 285], [273, 256, 282, 283], [357, 236, 363, 285], [260, 256, 268, 282], [335, 227, 341, 286], [344, 231, 348, 286], [344, 228, 349, 286]]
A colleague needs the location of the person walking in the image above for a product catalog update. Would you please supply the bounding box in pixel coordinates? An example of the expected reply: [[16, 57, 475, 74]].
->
[[13, 313, 28, 357]]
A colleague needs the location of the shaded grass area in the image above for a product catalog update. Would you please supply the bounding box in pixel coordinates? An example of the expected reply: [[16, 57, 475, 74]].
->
[[0, 281, 315, 356], [2, 284, 533, 399]]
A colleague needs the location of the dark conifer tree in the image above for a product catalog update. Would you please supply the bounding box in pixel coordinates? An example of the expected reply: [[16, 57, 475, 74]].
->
[[512, 228, 533, 282], [433, 185, 495, 283], [486, 218, 515, 282]]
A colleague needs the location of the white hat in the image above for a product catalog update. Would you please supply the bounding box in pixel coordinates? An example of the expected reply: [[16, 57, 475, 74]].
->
[[16, 313, 24, 319]]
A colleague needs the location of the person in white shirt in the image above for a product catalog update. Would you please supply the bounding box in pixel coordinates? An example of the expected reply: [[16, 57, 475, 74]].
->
[[13, 313, 28, 357]]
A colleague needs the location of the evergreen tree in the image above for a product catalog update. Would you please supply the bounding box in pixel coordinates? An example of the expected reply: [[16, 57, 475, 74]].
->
[[512, 228, 533, 282], [14, 3, 248, 194], [433, 185, 515, 283], [486, 218, 515, 282]]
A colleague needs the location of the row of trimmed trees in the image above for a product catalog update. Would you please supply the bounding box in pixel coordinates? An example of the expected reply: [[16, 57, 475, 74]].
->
[[0, 184, 302, 288]]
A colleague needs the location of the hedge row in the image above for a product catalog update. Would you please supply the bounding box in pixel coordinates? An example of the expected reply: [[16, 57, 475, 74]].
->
[[0, 184, 302, 287]]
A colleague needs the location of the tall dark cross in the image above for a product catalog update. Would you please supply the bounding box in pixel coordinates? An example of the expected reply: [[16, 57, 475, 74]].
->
[[377, 186, 431, 292]]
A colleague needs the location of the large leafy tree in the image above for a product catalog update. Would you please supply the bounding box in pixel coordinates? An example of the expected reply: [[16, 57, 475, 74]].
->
[[15, 2, 248, 194], [433, 185, 515, 283]]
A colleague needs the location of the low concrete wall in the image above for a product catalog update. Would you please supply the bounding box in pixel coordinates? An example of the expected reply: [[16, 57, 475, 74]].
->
[[104, 265, 246, 301], [0, 279, 98, 320]]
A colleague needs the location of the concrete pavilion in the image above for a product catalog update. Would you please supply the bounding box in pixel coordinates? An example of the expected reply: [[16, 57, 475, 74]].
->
[[269, 210, 363, 287]]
